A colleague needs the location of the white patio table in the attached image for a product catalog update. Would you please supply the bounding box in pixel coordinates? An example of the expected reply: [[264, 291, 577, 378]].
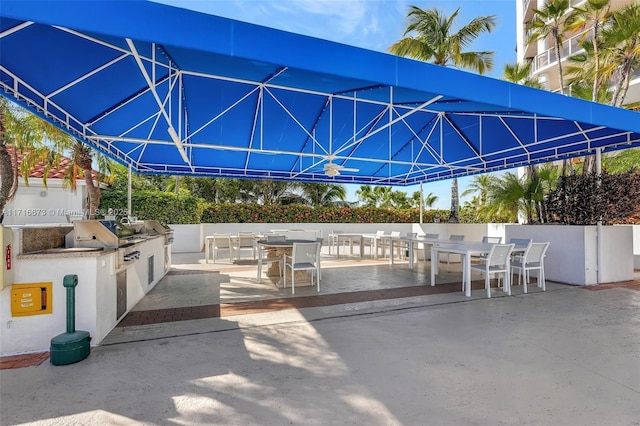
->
[[204, 234, 262, 263], [328, 233, 365, 257], [430, 241, 525, 297], [358, 233, 405, 262], [401, 236, 451, 269]]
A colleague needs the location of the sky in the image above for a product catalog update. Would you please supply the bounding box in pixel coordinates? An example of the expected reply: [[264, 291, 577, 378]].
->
[[155, 0, 517, 208]]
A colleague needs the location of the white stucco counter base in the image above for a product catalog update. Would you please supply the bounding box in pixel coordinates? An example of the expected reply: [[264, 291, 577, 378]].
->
[[0, 235, 169, 356]]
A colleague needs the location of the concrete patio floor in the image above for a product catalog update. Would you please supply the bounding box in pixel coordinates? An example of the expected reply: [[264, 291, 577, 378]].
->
[[104, 249, 549, 343], [1, 249, 639, 425]]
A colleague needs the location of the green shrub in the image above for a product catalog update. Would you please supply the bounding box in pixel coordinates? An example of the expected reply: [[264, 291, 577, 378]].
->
[[100, 190, 204, 224], [201, 203, 451, 224], [101, 189, 464, 224]]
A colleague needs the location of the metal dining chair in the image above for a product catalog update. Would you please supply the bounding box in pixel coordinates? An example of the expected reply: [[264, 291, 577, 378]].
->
[[482, 236, 502, 243], [233, 233, 257, 261], [470, 243, 515, 298], [474, 236, 503, 263], [282, 241, 321, 294], [421, 233, 439, 260], [400, 232, 417, 261], [209, 234, 233, 263], [443, 234, 465, 269], [508, 238, 533, 266], [257, 240, 283, 283], [511, 242, 550, 293]]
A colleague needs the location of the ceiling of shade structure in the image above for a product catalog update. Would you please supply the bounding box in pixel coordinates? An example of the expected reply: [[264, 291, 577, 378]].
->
[[2, 1, 640, 185]]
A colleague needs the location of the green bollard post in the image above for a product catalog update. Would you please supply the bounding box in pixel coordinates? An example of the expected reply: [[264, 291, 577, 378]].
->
[[65, 274, 77, 334], [50, 274, 91, 365]]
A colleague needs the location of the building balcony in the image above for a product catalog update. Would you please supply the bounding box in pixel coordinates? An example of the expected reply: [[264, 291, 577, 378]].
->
[[531, 29, 589, 74]]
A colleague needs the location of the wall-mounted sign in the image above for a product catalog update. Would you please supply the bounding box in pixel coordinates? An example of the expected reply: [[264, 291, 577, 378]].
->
[[1, 225, 14, 290]]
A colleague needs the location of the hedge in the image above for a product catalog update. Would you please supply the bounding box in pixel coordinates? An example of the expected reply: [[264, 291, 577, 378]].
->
[[100, 190, 204, 224], [201, 203, 450, 224], [98, 190, 450, 224]]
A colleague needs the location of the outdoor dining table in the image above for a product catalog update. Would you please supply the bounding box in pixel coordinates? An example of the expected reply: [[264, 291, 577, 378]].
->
[[328, 233, 365, 257], [401, 236, 450, 269], [256, 239, 318, 283], [204, 233, 262, 263], [429, 241, 526, 297]]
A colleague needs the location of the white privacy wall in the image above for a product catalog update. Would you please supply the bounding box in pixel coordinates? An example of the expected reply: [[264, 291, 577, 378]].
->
[[506, 225, 633, 286], [171, 222, 507, 253]]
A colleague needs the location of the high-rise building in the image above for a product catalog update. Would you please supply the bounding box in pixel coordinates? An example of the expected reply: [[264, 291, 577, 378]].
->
[[515, 0, 639, 104]]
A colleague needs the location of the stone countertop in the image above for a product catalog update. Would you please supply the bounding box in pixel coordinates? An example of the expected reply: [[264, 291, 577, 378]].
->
[[17, 234, 166, 259], [17, 247, 117, 259]]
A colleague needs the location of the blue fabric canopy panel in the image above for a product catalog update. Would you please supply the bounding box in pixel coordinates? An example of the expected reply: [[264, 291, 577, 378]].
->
[[1, 0, 640, 185]]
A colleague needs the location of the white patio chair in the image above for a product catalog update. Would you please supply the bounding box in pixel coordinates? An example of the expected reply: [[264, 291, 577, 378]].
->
[[482, 236, 502, 243], [329, 230, 343, 255], [400, 232, 417, 261], [473, 236, 503, 263], [233, 233, 257, 261], [283, 242, 321, 294], [372, 230, 386, 258], [508, 238, 533, 266], [421, 233, 439, 260], [209, 234, 233, 264], [509, 238, 533, 249], [511, 242, 549, 293], [389, 231, 402, 259], [442, 234, 465, 269], [315, 237, 324, 281], [470, 243, 515, 298], [257, 241, 283, 283]]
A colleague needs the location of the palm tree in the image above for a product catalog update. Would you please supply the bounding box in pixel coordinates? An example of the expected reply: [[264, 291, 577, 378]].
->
[[484, 172, 527, 223], [601, 2, 640, 107], [255, 181, 300, 205], [410, 190, 438, 209], [297, 183, 348, 207], [68, 140, 101, 219], [423, 191, 438, 208], [461, 174, 498, 208], [374, 186, 394, 208], [527, 0, 571, 96], [503, 62, 544, 88], [389, 6, 496, 223], [0, 105, 16, 217], [356, 185, 378, 207], [566, 0, 612, 103], [1, 99, 115, 220]]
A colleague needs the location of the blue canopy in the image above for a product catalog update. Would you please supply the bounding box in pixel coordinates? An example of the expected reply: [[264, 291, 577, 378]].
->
[[2, 0, 640, 185]]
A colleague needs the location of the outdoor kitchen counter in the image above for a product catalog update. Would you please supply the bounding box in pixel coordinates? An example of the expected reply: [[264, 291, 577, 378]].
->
[[2, 232, 170, 356], [17, 234, 165, 258], [17, 247, 116, 259]]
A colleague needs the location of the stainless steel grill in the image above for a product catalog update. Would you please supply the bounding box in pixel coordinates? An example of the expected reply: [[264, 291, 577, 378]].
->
[[71, 220, 143, 269]]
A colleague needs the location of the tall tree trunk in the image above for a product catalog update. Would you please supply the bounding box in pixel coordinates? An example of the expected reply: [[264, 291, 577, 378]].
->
[[615, 58, 634, 107], [448, 178, 459, 223], [610, 56, 633, 107], [75, 143, 99, 220], [583, 155, 593, 174], [592, 25, 600, 103], [540, 198, 548, 223], [0, 110, 18, 222], [83, 168, 99, 220], [553, 29, 565, 96]]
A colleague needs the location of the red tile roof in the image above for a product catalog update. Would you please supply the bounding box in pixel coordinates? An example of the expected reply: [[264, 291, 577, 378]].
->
[[6, 145, 99, 180]]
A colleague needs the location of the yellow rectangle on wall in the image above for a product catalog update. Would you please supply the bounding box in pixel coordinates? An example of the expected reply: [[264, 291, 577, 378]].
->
[[11, 282, 53, 316]]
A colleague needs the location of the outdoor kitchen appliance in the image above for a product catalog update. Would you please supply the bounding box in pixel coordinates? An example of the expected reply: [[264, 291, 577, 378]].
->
[[71, 220, 141, 269], [142, 220, 174, 245]]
